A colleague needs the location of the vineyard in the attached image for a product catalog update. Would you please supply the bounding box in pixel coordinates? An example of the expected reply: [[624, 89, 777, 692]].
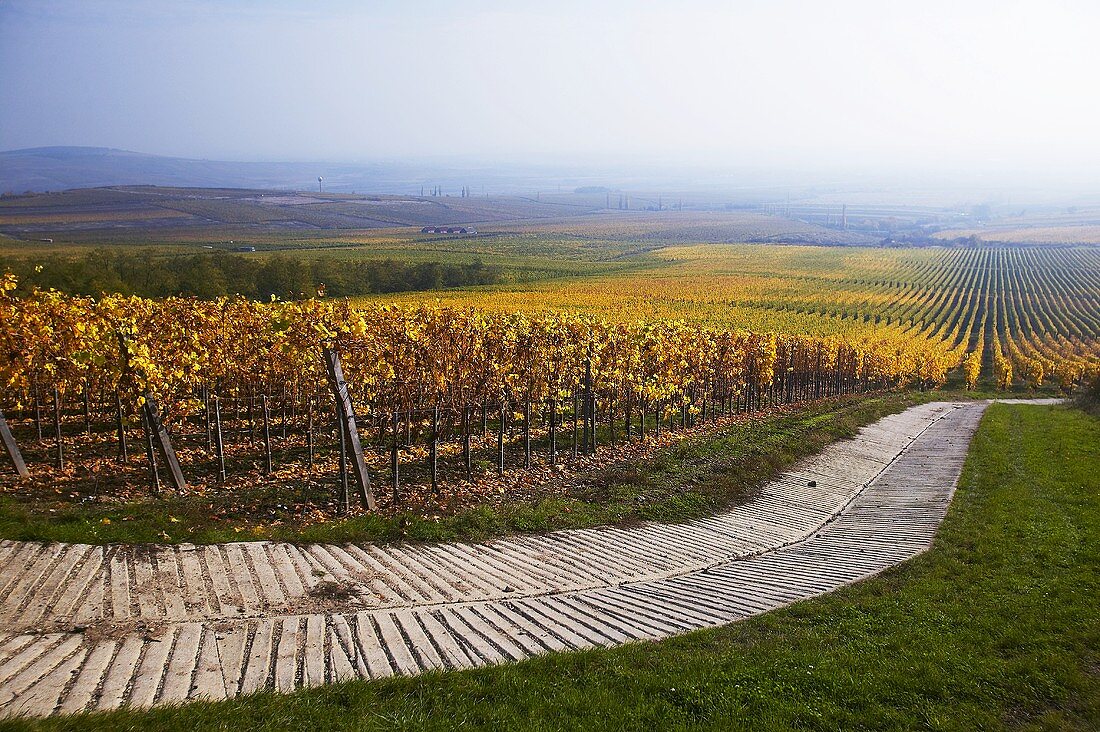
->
[[0, 270, 954, 511], [389, 245, 1100, 391], [0, 244, 1097, 515]]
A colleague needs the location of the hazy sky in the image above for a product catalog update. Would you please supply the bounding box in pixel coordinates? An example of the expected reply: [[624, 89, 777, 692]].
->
[[2, 0, 1099, 177]]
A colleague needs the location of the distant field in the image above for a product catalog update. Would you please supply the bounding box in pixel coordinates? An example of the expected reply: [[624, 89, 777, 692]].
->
[[0, 186, 603, 240], [469, 211, 880, 245], [0, 186, 874, 247], [934, 203, 1100, 244], [936, 224, 1100, 244]]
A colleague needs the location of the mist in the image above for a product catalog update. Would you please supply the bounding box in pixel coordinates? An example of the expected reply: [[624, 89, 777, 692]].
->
[[2, 0, 1099, 189]]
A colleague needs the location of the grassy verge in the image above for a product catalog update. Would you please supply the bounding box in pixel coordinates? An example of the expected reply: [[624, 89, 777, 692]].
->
[[0, 392, 934, 546], [5, 402, 1096, 731]]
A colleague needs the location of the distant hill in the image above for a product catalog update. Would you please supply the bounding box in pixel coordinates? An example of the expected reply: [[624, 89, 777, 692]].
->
[[0, 146, 426, 194]]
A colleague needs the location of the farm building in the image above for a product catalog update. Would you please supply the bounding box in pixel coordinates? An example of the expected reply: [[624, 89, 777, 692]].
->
[[420, 226, 476, 234]]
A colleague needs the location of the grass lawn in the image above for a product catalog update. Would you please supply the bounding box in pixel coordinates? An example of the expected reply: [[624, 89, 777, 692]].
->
[[2, 402, 1096, 730], [0, 391, 936, 546]]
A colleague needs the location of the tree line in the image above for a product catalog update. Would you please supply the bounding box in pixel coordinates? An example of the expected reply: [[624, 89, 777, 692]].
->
[[1, 250, 504, 300]]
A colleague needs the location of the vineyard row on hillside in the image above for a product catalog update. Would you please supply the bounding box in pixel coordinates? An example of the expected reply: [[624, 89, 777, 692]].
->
[[0, 275, 965, 503], [717, 247, 1100, 387]]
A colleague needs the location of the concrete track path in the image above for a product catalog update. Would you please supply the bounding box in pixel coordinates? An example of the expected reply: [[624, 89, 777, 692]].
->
[[0, 399, 1059, 719]]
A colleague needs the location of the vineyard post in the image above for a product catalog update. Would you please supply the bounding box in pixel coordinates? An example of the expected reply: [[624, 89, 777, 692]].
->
[[548, 399, 557, 465], [306, 396, 314, 471], [82, 386, 90, 436], [337, 405, 349, 514], [497, 401, 506, 475], [0, 409, 28, 477], [141, 406, 160, 496], [463, 405, 472, 478], [583, 358, 593, 455], [430, 404, 439, 494], [322, 346, 375, 511], [141, 392, 188, 493], [608, 392, 615, 448], [571, 390, 579, 458], [33, 383, 42, 441], [815, 350, 823, 399], [202, 386, 212, 451], [111, 392, 127, 462], [213, 395, 226, 482], [280, 385, 288, 440], [625, 397, 632, 439], [655, 401, 661, 438], [391, 411, 400, 500], [114, 333, 187, 492], [52, 387, 63, 470], [262, 394, 273, 476], [521, 401, 531, 468]]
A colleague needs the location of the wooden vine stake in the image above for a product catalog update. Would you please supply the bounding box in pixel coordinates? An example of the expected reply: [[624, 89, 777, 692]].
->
[[114, 392, 128, 463], [141, 391, 188, 493], [497, 402, 506, 475], [323, 345, 375, 511], [0, 409, 28, 477], [391, 411, 400, 501], [116, 333, 188, 493], [213, 395, 226, 482], [430, 404, 439, 494], [336, 403, 349, 515], [52, 387, 63, 470]]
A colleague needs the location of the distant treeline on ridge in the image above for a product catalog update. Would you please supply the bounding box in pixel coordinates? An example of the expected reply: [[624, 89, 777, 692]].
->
[[2, 250, 504, 300]]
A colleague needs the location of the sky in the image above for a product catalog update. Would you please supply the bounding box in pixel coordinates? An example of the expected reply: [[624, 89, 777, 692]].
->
[[2, 0, 1099, 183]]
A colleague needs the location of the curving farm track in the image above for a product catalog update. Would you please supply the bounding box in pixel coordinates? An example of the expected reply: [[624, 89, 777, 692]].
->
[[0, 399, 1058, 719]]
